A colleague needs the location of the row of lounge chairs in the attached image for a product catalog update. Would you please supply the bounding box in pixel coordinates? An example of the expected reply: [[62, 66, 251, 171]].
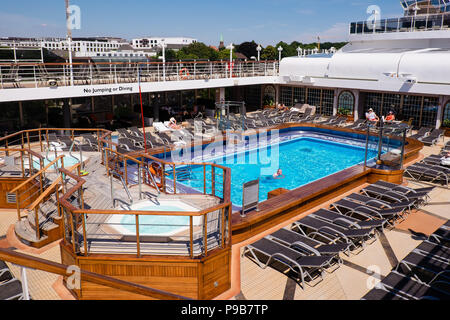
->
[[410, 127, 445, 146], [242, 180, 432, 289], [46, 133, 99, 152], [405, 158, 450, 187], [363, 221, 450, 300], [0, 260, 24, 300]]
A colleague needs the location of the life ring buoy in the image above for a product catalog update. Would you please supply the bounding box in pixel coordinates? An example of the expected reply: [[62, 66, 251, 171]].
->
[[148, 162, 164, 189], [227, 62, 235, 70], [179, 68, 189, 80]]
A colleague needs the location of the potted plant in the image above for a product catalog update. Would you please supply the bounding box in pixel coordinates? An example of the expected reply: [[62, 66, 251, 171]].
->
[[263, 95, 275, 109], [443, 119, 450, 136], [338, 107, 354, 121]]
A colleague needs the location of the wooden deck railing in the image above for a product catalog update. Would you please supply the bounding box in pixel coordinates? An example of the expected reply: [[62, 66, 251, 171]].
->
[[0, 248, 191, 300], [58, 157, 232, 259]]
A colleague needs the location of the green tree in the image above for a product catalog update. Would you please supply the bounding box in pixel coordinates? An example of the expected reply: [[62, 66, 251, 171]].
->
[[177, 42, 218, 60], [235, 41, 258, 60], [261, 45, 277, 60], [217, 49, 237, 60], [276, 41, 296, 58]]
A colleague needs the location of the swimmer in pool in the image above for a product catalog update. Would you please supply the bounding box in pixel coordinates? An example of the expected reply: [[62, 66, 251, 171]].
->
[[273, 169, 285, 180]]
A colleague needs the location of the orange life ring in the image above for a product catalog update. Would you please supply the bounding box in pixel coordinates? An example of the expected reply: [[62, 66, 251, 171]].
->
[[180, 68, 189, 80], [148, 162, 163, 189]]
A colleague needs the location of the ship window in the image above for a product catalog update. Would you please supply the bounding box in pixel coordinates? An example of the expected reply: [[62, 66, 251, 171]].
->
[[280, 86, 293, 107], [421, 97, 439, 128], [338, 91, 354, 116], [443, 101, 450, 128]]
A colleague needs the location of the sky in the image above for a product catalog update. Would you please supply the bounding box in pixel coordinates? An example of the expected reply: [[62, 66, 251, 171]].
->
[[0, 0, 404, 45]]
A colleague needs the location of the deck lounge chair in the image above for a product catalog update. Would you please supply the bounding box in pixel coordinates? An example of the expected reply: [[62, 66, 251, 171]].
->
[[328, 117, 348, 127], [0, 261, 13, 283], [291, 108, 313, 123], [242, 237, 335, 288], [428, 225, 450, 244], [414, 241, 450, 262], [363, 271, 450, 300], [410, 127, 432, 140], [372, 180, 435, 200], [117, 128, 145, 144], [118, 138, 144, 152], [362, 287, 409, 300], [396, 251, 450, 284], [292, 215, 376, 251], [361, 185, 426, 206], [80, 134, 100, 151], [268, 228, 351, 258], [419, 129, 445, 146], [331, 198, 402, 228], [311, 208, 386, 230], [0, 279, 24, 300], [346, 119, 366, 130], [143, 133, 169, 150], [318, 115, 339, 125], [404, 164, 449, 187], [346, 193, 416, 213]]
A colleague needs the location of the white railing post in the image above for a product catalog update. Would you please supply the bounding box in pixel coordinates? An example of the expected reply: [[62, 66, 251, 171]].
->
[[157, 64, 160, 81], [0, 66, 2, 89], [63, 65, 67, 86], [114, 64, 117, 84], [89, 64, 93, 85], [194, 63, 196, 79], [210, 62, 213, 79], [177, 63, 180, 81], [33, 66, 37, 88], [21, 267, 31, 300]]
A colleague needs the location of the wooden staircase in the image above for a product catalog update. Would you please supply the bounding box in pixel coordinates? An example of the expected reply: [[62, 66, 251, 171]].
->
[[14, 193, 63, 248]]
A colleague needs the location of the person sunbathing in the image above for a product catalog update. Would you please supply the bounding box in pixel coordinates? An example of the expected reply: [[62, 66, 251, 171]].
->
[[169, 117, 182, 130], [385, 111, 396, 122]]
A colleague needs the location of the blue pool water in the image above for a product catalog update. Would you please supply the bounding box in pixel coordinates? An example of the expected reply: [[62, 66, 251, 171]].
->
[[178, 137, 378, 206], [115, 201, 200, 235], [32, 155, 80, 170]]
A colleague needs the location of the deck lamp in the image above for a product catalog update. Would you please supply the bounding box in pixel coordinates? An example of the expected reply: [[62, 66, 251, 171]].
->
[[278, 46, 283, 62], [257, 45, 262, 61]]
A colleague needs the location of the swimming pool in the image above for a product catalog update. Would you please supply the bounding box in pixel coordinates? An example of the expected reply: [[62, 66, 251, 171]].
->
[[30, 155, 81, 170], [177, 137, 378, 207], [108, 200, 202, 236]]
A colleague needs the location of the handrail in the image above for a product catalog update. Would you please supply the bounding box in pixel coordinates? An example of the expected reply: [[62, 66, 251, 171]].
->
[[0, 60, 280, 67], [10, 155, 64, 193], [27, 162, 80, 212], [0, 248, 190, 300]]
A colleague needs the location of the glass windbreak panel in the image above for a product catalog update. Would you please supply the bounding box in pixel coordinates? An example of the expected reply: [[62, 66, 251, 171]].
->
[[421, 97, 439, 128], [338, 91, 355, 116], [402, 95, 423, 128], [427, 14, 443, 30], [386, 18, 400, 32], [443, 102, 450, 128], [414, 17, 428, 30], [293, 87, 306, 105], [444, 12, 450, 27], [281, 86, 293, 107], [363, 21, 374, 33], [356, 22, 364, 34], [399, 16, 413, 31], [376, 19, 387, 33], [322, 90, 335, 116], [350, 22, 357, 34]]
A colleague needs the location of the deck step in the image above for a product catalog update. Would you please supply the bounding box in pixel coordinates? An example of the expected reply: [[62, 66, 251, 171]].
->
[[14, 219, 49, 246]]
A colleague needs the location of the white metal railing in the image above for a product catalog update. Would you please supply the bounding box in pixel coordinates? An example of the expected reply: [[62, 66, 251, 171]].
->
[[0, 60, 280, 89], [350, 12, 450, 35]]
